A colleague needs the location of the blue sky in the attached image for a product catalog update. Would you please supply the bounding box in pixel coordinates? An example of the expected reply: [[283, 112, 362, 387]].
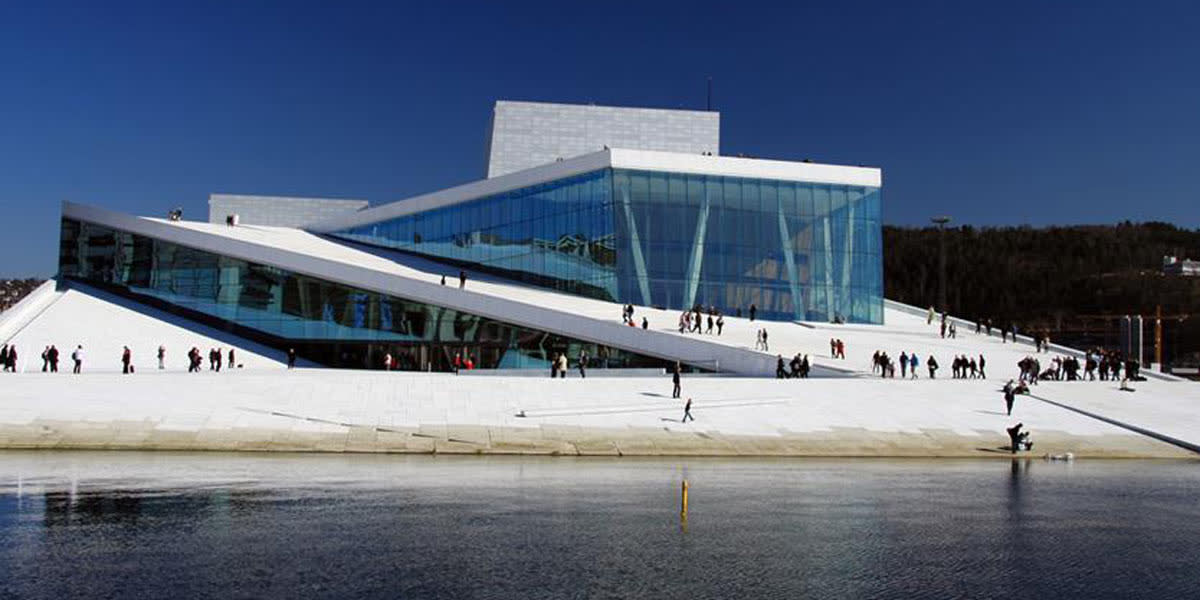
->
[[2, 1, 1198, 276]]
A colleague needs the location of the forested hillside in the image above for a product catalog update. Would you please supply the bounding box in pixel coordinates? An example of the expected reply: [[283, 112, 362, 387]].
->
[[882, 222, 1200, 363]]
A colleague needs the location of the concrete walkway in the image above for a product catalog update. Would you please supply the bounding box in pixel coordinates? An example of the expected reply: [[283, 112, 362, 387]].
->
[[0, 369, 1195, 458]]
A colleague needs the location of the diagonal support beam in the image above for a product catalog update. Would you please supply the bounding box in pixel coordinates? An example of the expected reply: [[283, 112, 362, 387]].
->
[[682, 191, 711, 309], [619, 186, 652, 306], [776, 201, 804, 321]]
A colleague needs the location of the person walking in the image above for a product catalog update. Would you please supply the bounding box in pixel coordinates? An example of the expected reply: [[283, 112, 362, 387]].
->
[[978, 354, 987, 379], [671, 362, 682, 399], [716, 314, 724, 335], [122, 346, 132, 374], [578, 350, 588, 379], [899, 352, 908, 378], [440, 275, 446, 286], [681, 397, 695, 423], [909, 353, 919, 378], [157, 345, 165, 369], [556, 352, 568, 378], [72, 345, 83, 374], [642, 317, 648, 330], [749, 303, 757, 322], [228, 348, 235, 370], [761, 328, 769, 352], [776, 355, 787, 379], [458, 270, 466, 289], [48, 345, 59, 372], [1004, 384, 1016, 416], [927, 355, 938, 379], [287, 348, 296, 369], [550, 352, 559, 378], [41, 346, 50, 372]]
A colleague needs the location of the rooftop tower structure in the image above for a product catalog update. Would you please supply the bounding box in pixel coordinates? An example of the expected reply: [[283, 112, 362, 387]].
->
[[484, 100, 720, 178]]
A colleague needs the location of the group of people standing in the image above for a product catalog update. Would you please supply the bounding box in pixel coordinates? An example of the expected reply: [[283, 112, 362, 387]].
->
[[754, 328, 769, 351], [950, 354, 986, 379], [6, 344, 84, 374], [1, 344, 19, 372], [677, 305, 723, 336], [186, 347, 236, 373], [622, 304, 648, 329], [776, 353, 811, 378]]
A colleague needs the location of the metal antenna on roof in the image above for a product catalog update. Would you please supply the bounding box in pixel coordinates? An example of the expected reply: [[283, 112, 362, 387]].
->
[[706, 77, 713, 111]]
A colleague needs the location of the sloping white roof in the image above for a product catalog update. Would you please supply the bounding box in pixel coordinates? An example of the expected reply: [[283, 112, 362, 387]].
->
[[307, 148, 882, 233]]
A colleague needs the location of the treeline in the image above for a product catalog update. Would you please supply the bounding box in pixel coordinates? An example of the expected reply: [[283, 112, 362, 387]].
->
[[882, 222, 1200, 357]]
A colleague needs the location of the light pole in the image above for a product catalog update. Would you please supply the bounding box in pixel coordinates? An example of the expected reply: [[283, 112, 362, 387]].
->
[[931, 216, 951, 314]]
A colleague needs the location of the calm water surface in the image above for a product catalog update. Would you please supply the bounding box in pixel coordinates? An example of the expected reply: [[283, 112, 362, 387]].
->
[[0, 452, 1197, 599]]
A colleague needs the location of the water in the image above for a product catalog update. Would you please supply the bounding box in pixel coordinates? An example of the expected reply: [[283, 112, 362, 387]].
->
[[1, 452, 1197, 599]]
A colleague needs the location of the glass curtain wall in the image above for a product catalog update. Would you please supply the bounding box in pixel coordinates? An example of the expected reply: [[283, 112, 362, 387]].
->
[[58, 218, 676, 371], [330, 169, 882, 323], [334, 170, 618, 300], [613, 169, 882, 323]]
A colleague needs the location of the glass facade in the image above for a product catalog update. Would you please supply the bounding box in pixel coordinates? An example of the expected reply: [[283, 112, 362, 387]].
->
[[333, 168, 883, 323], [58, 218, 684, 371]]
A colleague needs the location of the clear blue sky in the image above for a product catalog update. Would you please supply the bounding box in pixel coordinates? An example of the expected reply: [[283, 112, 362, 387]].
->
[[2, 0, 1198, 277]]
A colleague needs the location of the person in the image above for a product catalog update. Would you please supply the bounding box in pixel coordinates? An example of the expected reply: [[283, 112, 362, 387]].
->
[[1004, 384, 1016, 416], [287, 348, 296, 369], [2, 345, 12, 372], [158, 345, 165, 369], [830, 338, 838, 358], [776, 355, 787, 379], [464, 355, 474, 370], [48, 345, 59, 372], [909, 353, 919, 379], [716, 314, 724, 335], [749, 303, 757, 322], [836, 339, 845, 359], [979, 354, 986, 379], [453, 352, 462, 374], [672, 362, 682, 399], [228, 348, 236, 369], [761, 328, 769, 351], [122, 346, 132, 374], [383, 353, 393, 371], [927, 305, 935, 325], [556, 352, 568, 378], [41, 346, 50, 372], [440, 275, 446, 286], [550, 353, 559, 378], [72, 345, 83, 374], [214, 348, 223, 372], [940, 320, 947, 339], [899, 352, 908, 378], [682, 397, 694, 423], [459, 270, 466, 289], [1006, 423, 1032, 453], [705, 314, 714, 334], [578, 350, 588, 379], [642, 317, 648, 330], [927, 355, 938, 379]]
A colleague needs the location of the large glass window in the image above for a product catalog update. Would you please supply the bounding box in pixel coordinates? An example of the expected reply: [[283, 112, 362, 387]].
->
[[328, 167, 883, 324], [59, 219, 681, 372]]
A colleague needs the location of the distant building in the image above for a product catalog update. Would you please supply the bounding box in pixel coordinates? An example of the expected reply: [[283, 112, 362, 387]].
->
[[484, 100, 719, 178], [1162, 256, 1200, 276]]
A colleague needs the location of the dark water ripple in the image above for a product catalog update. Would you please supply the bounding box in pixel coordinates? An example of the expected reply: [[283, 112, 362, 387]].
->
[[0, 453, 1198, 599]]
